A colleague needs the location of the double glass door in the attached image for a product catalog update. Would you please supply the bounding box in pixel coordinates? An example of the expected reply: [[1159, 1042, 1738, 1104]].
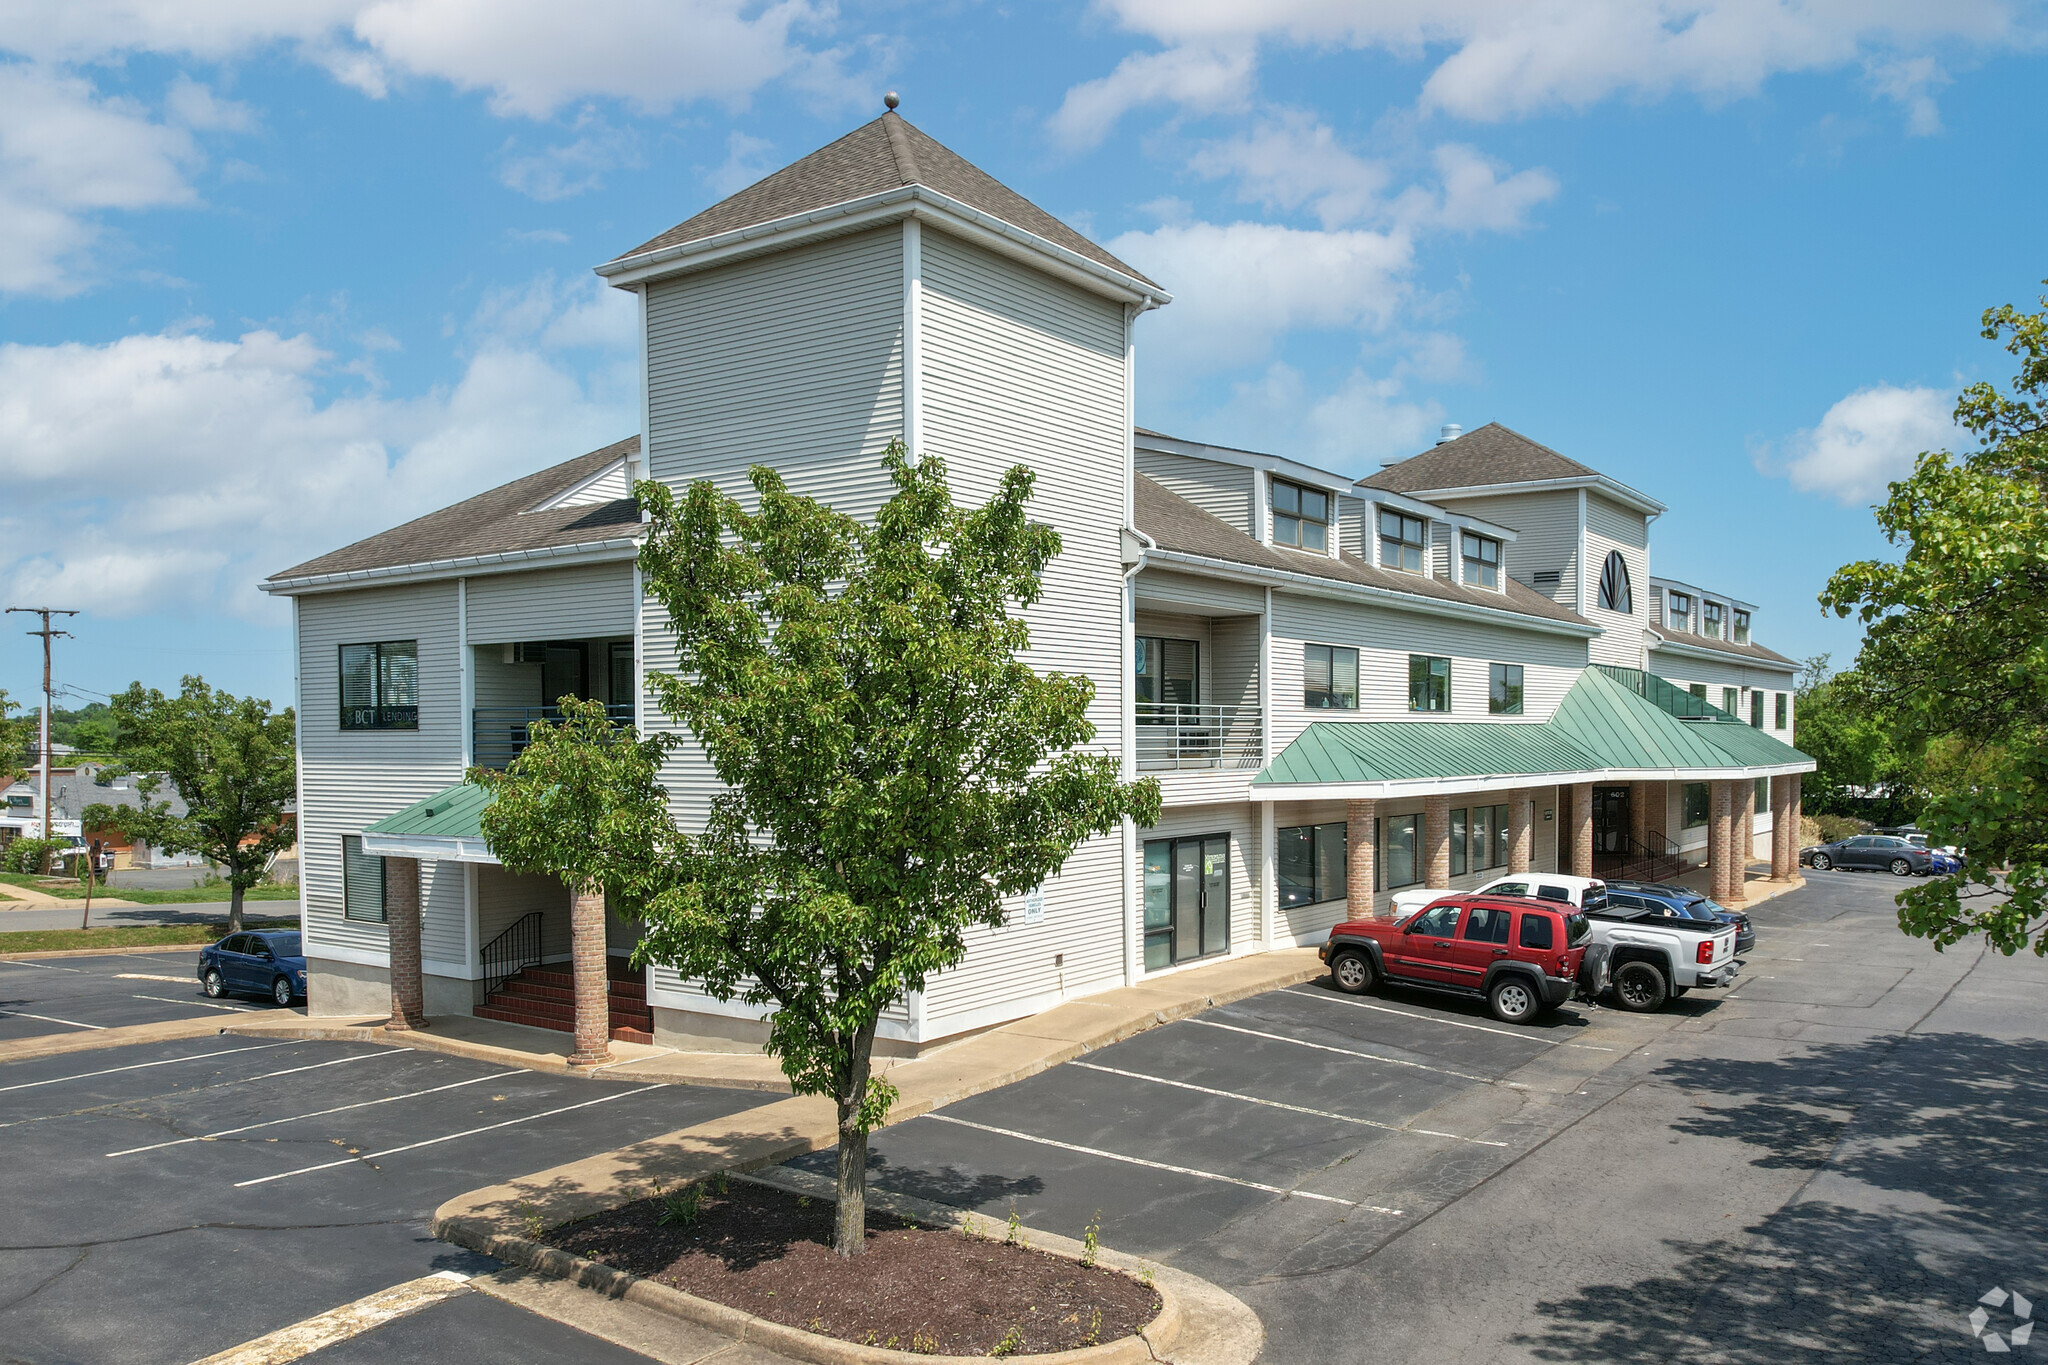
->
[[1143, 835, 1230, 970]]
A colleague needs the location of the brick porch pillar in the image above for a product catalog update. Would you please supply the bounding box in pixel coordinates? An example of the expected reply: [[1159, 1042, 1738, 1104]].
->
[[1771, 774, 1795, 880], [1730, 780, 1755, 906], [1628, 780, 1650, 859], [1509, 789, 1534, 873], [1346, 798, 1377, 921], [1570, 782, 1594, 879], [567, 881, 612, 1067], [1708, 780, 1734, 903], [384, 856, 427, 1031], [1423, 795, 1451, 888]]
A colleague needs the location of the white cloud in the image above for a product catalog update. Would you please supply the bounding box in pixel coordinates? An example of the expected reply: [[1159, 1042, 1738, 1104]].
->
[[1395, 143, 1558, 232], [1049, 44, 1255, 150], [163, 74, 256, 131], [498, 114, 642, 201], [1777, 383, 1960, 504], [1866, 55, 1951, 135], [0, 280, 637, 618], [1189, 110, 1388, 228]]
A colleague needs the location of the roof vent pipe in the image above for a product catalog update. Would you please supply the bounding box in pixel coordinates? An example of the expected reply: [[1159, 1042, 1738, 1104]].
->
[[1436, 423, 1463, 445]]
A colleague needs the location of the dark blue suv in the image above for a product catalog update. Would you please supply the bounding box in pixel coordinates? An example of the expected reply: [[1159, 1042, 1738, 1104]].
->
[[198, 930, 307, 1007], [1606, 880, 1755, 955]]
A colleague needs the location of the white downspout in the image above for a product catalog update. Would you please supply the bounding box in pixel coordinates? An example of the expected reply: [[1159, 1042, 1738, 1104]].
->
[[1259, 584, 1275, 951]]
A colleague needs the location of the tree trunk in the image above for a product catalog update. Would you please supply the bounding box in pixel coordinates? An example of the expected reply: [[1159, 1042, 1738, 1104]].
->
[[832, 1021, 880, 1257], [229, 880, 245, 934]]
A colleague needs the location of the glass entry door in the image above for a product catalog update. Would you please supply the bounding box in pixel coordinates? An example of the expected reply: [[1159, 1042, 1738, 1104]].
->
[[1592, 786, 1630, 855], [1144, 834, 1230, 970]]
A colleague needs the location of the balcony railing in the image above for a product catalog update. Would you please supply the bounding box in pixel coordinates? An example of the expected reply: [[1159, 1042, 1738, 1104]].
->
[[472, 704, 635, 769], [1137, 703, 1263, 772]]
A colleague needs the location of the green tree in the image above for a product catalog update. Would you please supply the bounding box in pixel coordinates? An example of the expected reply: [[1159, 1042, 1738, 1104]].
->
[[108, 677, 299, 933], [0, 689, 28, 786], [1791, 655, 1916, 822], [1821, 289, 2048, 955]]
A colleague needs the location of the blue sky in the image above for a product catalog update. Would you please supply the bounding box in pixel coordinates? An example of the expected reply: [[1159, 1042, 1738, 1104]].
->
[[1, 1, 2042, 712]]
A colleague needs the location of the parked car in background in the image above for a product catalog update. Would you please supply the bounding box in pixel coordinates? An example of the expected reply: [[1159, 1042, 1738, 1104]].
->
[[1320, 895, 1589, 1023], [1801, 835, 1933, 876], [198, 930, 306, 1006], [1390, 872, 1611, 922], [1607, 879, 1755, 955]]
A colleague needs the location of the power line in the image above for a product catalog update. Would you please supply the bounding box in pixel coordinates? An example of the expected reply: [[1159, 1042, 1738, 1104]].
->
[[6, 607, 79, 842]]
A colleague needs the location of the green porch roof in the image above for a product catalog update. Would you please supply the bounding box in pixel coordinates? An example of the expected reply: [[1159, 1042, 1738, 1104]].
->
[[1256, 718, 1599, 786], [364, 781, 494, 840]]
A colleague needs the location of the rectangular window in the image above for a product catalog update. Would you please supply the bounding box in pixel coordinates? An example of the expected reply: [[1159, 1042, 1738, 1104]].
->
[[1303, 644, 1359, 710], [1682, 782, 1710, 829], [1722, 686, 1739, 715], [1450, 807, 1468, 877], [1461, 533, 1500, 588], [342, 835, 387, 923], [608, 641, 635, 709], [1382, 812, 1420, 888], [1750, 690, 1764, 728], [1277, 822, 1348, 907], [1272, 478, 1330, 553], [1409, 655, 1451, 712], [1668, 591, 1693, 633], [1755, 776, 1770, 815], [1776, 692, 1788, 729], [339, 641, 419, 730], [1734, 610, 1751, 645], [1488, 663, 1524, 715], [1135, 637, 1199, 706], [1689, 683, 1707, 702], [1379, 510, 1426, 574], [1703, 601, 1725, 638], [1468, 802, 1510, 871]]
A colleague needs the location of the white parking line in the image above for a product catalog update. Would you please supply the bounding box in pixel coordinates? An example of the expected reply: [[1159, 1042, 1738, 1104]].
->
[[3, 1048, 411, 1132], [115, 973, 196, 984], [233, 1085, 649, 1187], [191, 1270, 472, 1365], [0, 959, 83, 972], [0, 1008, 105, 1031], [1186, 1018, 1525, 1088], [108, 1070, 498, 1156], [924, 1113, 1392, 1213], [0, 1040, 299, 1095], [1283, 989, 1616, 1050], [1069, 1061, 1508, 1147], [130, 994, 262, 1013]]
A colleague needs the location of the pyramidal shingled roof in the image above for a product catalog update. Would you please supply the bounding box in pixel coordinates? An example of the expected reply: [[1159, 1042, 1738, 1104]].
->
[[1360, 422, 1599, 495], [609, 112, 1157, 287]]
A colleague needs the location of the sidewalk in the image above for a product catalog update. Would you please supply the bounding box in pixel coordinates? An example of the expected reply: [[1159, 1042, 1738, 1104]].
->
[[1665, 861, 1806, 908]]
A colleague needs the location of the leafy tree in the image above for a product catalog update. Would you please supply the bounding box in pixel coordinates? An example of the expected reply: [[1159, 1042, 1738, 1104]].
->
[[1791, 655, 1916, 822], [107, 677, 298, 933], [1821, 289, 2048, 955], [0, 688, 28, 786], [474, 443, 1160, 1257]]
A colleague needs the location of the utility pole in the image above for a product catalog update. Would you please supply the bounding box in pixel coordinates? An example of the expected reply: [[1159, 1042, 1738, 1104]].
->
[[6, 607, 78, 842]]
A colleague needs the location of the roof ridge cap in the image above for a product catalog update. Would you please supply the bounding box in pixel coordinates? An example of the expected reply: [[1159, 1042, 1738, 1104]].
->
[[881, 112, 921, 186]]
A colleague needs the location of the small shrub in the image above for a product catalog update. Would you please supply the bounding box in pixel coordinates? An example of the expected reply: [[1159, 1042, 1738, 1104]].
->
[[657, 1184, 704, 1227], [910, 1331, 940, 1354], [1814, 813, 1869, 843], [1082, 1308, 1102, 1346], [1005, 1207, 1021, 1244], [988, 1324, 1025, 1357], [1080, 1209, 1102, 1267]]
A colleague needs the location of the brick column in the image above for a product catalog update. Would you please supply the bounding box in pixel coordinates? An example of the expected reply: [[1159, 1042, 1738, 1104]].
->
[[1771, 774, 1795, 880], [1570, 782, 1594, 879], [1709, 780, 1734, 903], [567, 881, 612, 1067], [1509, 789, 1534, 874], [1789, 775, 1805, 870], [384, 856, 427, 1031], [1423, 795, 1451, 888], [1346, 798, 1376, 921], [1730, 780, 1755, 905], [1628, 780, 1650, 859]]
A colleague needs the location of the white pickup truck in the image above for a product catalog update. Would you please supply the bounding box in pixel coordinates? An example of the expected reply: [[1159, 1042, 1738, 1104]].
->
[[1391, 873, 1739, 1012]]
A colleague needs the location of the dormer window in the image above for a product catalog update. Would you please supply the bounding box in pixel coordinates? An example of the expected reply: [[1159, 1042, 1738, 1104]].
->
[[1461, 533, 1500, 588], [1379, 510, 1426, 573], [1703, 601, 1724, 639], [1272, 479, 1329, 552], [1597, 550, 1632, 614], [1734, 610, 1751, 645], [1667, 591, 1693, 633]]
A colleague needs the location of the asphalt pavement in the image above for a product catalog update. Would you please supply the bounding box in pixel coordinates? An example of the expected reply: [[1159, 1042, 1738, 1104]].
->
[[0, 948, 288, 1039]]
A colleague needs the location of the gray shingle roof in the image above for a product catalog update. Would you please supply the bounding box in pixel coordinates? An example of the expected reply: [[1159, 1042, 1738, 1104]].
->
[[1649, 628, 1797, 669], [1135, 474, 1592, 629], [610, 112, 1157, 287], [1361, 422, 1597, 494], [268, 437, 641, 583]]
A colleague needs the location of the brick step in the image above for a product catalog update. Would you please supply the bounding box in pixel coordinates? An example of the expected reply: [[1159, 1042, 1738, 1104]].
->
[[495, 978, 648, 1006], [477, 996, 653, 1030], [513, 968, 646, 1000], [474, 1005, 654, 1045]]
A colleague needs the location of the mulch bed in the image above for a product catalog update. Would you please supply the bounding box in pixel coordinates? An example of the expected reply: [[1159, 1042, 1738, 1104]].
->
[[541, 1179, 1160, 1356]]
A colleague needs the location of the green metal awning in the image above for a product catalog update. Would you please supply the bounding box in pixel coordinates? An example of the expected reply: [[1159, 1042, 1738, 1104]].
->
[[360, 782, 498, 863]]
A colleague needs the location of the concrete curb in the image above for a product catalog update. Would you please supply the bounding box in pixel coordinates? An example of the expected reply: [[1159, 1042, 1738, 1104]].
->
[[0, 1015, 236, 1063], [0, 941, 214, 961]]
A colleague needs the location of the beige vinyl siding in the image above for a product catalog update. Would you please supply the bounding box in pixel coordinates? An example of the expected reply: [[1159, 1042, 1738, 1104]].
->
[[465, 563, 634, 643], [473, 649, 540, 710], [298, 582, 465, 963], [1267, 590, 1587, 749], [1440, 489, 1581, 606], [1209, 617, 1261, 711], [1338, 494, 1368, 561], [416, 861, 469, 975], [1430, 521, 1453, 581], [1135, 448, 1254, 535], [1583, 494, 1649, 667], [476, 865, 571, 963], [1133, 567, 1264, 615], [645, 226, 906, 518]]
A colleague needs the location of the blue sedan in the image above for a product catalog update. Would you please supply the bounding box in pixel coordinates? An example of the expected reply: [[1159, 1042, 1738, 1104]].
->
[[198, 930, 307, 1007]]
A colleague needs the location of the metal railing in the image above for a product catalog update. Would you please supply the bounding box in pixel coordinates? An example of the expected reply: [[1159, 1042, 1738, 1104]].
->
[[478, 910, 544, 1003], [1592, 830, 1697, 886], [472, 704, 635, 769], [1136, 703, 1263, 772]]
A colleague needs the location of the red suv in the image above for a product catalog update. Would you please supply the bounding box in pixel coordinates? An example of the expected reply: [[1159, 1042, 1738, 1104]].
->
[[1318, 896, 1589, 1024]]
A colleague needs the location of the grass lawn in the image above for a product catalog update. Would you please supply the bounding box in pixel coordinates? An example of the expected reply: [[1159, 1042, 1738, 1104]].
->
[[0, 873, 300, 904], [0, 919, 299, 955]]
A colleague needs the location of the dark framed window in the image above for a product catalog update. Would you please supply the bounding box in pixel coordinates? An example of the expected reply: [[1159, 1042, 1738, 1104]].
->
[[1667, 591, 1693, 632], [1408, 655, 1450, 712], [1470, 802, 1509, 871], [1750, 690, 1764, 728], [342, 835, 387, 923], [1272, 479, 1329, 552], [608, 641, 635, 709], [1703, 602, 1725, 638], [1277, 822, 1347, 908], [1304, 644, 1359, 709], [1755, 776, 1770, 815], [1682, 782, 1710, 829], [1379, 510, 1426, 573], [1382, 812, 1420, 888], [1722, 686, 1739, 715], [1734, 610, 1751, 644], [1776, 692, 1788, 729], [1461, 533, 1500, 588], [1135, 637, 1199, 706], [1598, 550, 1632, 614], [1689, 682, 1707, 702], [340, 640, 419, 730], [1450, 807, 1468, 877], [1489, 663, 1524, 715]]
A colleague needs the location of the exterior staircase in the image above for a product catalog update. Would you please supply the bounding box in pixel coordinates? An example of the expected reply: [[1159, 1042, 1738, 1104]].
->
[[474, 956, 654, 1045]]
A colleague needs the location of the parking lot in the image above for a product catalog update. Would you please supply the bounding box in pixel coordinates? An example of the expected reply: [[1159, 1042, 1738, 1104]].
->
[[0, 948, 282, 1040]]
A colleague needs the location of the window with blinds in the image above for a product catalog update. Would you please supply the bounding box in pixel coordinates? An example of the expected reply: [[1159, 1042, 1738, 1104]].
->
[[342, 835, 387, 923], [1135, 637, 1199, 706], [1303, 643, 1359, 709]]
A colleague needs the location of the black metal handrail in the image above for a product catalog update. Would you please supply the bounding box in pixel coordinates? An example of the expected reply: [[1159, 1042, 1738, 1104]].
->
[[478, 911, 543, 1001], [1592, 829, 1697, 884], [472, 703, 634, 769]]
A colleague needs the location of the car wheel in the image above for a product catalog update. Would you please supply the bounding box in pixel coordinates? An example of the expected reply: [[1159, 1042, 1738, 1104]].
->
[[203, 968, 227, 999], [1612, 961, 1669, 1013], [1811, 853, 1832, 871], [271, 975, 295, 1007], [1889, 858, 1913, 877], [1488, 975, 1540, 1024], [1330, 948, 1376, 995]]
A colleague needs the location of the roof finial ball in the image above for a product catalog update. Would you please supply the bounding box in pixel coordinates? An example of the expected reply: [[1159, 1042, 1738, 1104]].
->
[[884, 91, 900, 111]]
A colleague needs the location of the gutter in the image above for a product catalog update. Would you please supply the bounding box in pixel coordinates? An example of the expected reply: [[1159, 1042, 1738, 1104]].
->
[[1646, 631, 1796, 670], [261, 537, 643, 597], [1392, 473, 1666, 518]]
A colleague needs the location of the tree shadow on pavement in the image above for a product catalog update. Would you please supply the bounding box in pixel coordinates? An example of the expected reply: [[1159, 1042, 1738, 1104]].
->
[[1515, 1032, 2048, 1363], [787, 1146, 1045, 1214]]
